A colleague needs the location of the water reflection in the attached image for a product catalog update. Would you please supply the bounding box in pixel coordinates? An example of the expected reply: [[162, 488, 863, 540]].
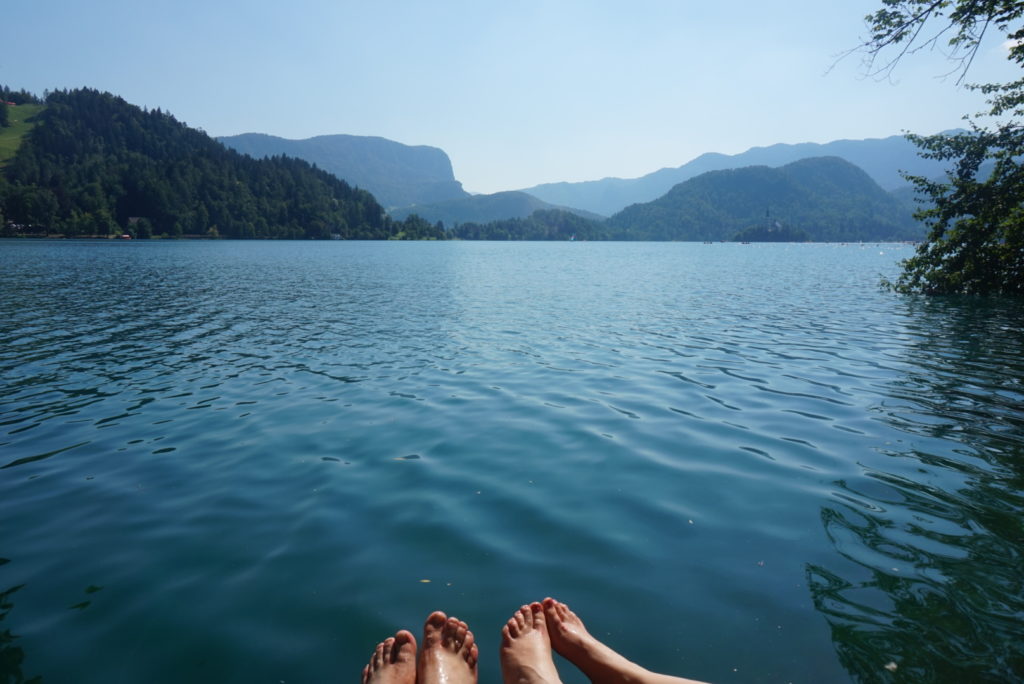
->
[[809, 297, 1024, 682], [0, 573, 42, 684]]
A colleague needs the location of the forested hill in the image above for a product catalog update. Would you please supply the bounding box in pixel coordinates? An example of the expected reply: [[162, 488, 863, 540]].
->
[[606, 156, 922, 242], [1, 88, 441, 239]]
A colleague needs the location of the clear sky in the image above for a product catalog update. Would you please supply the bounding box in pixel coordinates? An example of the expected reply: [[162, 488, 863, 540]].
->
[[4, 0, 1018, 194]]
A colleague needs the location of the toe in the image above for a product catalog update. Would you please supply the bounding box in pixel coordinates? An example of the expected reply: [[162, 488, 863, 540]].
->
[[443, 617, 460, 647], [454, 622, 467, 649], [504, 619, 517, 640], [393, 630, 417, 661], [423, 611, 447, 645], [529, 603, 546, 629]]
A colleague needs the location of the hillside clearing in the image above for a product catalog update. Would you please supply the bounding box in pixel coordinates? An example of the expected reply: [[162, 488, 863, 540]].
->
[[0, 103, 44, 165]]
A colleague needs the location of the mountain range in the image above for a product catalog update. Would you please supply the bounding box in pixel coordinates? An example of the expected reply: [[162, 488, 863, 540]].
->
[[222, 130, 940, 229], [0, 86, 940, 242], [519, 134, 952, 217]]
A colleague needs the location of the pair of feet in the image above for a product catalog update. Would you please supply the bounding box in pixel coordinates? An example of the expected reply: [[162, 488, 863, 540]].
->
[[361, 610, 477, 684], [362, 597, 706, 684]]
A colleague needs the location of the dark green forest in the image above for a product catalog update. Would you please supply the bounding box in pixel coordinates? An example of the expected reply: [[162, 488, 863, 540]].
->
[[0, 88, 442, 239]]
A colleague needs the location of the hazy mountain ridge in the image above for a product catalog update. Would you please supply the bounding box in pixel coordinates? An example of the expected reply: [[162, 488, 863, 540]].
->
[[218, 133, 469, 210], [219, 129, 947, 228], [606, 156, 922, 242], [521, 134, 956, 216]]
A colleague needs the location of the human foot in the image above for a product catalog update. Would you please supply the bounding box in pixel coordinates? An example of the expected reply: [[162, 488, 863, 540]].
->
[[417, 611, 478, 684], [541, 597, 708, 684], [541, 597, 600, 663], [500, 602, 563, 684], [362, 630, 417, 684]]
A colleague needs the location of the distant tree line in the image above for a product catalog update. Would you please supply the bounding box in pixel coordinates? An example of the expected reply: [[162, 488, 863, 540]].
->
[[450, 209, 610, 240], [0, 88, 440, 239], [731, 224, 810, 242], [0, 86, 42, 106]]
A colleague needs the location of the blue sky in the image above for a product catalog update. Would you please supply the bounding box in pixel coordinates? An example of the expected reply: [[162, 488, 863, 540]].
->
[[4, 0, 1018, 194]]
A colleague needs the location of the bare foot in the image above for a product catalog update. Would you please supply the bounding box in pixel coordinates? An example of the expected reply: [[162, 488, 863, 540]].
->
[[417, 611, 478, 684], [362, 630, 417, 684], [500, 602, 563, 684], [542, 597, 709, 684]]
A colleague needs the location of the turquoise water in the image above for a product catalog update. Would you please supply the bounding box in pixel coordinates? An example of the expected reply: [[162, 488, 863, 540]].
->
[[1, 240, 1022, 683]]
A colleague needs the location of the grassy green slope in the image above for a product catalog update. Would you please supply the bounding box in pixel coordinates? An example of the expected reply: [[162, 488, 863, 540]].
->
[[0, 103, 44, 165]]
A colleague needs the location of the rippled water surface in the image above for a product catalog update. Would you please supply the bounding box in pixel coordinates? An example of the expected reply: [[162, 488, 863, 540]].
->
[[2, 240, 1022, 683]]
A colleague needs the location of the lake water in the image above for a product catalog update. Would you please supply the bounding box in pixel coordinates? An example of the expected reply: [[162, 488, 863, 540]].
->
[[1, 240, 1022, 683]]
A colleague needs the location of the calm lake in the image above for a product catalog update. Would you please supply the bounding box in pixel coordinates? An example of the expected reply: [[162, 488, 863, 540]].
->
[[1, 240, 1022, 683]]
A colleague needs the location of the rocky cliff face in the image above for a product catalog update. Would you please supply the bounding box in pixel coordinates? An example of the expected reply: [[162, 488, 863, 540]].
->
[[219, 133, 469, 209]]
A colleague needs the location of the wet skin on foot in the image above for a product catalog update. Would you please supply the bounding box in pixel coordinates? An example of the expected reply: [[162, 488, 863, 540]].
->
[[418, 610, 479, 684]]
